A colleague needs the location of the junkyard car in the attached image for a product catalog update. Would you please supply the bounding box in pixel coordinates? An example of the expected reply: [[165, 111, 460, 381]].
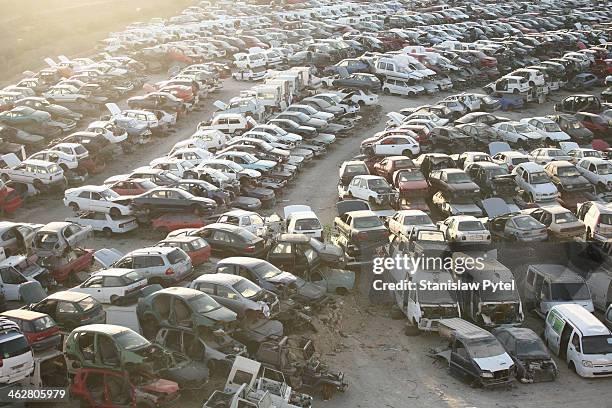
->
[[334, 200, 389, 258], [0, 309, 61, 351], [33, 221, 92, 258], [69, 268, 147, 305], [28, 291, 105, 331]]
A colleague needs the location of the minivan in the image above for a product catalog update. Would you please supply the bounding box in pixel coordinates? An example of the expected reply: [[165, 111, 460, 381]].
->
[[0, 317, 34, 384], [523, 264, 594, 317], [544, 304, 612, 377], [576, 201, 612, 241]]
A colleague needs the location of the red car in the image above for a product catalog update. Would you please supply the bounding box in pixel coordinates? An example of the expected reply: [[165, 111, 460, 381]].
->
[[110, 179, 158, 196], [159, 85, 196, 105], [157, 236, 212, 266], [0, 309, 61, 351], [41, 248, 94, 285], [71, 368, 179, 408], [392, 168, 430, 211], [0, 181, 23, 214], [575, 112, 612, 138], [372, 156, 416, 182], [151, 213, 206, 234]]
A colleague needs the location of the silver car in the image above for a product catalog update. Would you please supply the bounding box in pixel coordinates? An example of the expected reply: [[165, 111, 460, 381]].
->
[[188, 273, 280, 319]]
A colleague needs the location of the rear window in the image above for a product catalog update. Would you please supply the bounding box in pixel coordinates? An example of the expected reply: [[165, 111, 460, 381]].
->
[[167, 249, 188, 264], [123, 271, 143, 284], [77, 297, 97, 312], [353, 216, 383, 228], [0, 334, 30, 358], [31, 316, 56, 332], [189, 238, 208, 251]]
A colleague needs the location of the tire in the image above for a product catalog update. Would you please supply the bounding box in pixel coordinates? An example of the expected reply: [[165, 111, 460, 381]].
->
[[109, 207, 120, 218], [335, 287, 348, 296], [69, 202, 80, 212], [569, 361, 577, 374], [365, 147, 374, 156], [586, 227, 592, 240], [33, 179, 44, 192], [102, 227, 112, 238], [0, 174, 8, 182], [110, 295, 119, 305], [402, 149, 413, 158], [368, 197, 376, 207], [513, 89, 519, 94], [383, 88, 390, 95]]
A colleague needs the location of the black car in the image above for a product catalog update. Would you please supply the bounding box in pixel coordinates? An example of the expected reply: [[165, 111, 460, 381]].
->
[[127, 92, 185, 114], [332, 73, 381, 91], [184, 223, 267, 257], [547, 114, 593, 144], [171, 179, 231, 206], [27, 291, 105, 331], [465, 162, 515, 198], [492, 327, 558, 383], [428, 168, 481, 199], [132, 187, 216, 216], [429, 126, 473, 152]]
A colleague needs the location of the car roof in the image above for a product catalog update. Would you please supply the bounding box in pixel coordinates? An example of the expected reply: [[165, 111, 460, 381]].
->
[[38, 222, 72, 232], [94, 268, 138, 277], [539, 205, 571, 214], [517, 162, 544, 172], [47, 291, 90, 301], [160, 235, 201, 243], [218, 256, 266, 266], [355, 174, 384, 180], [530, 264, 584, 282], [156, 286, 202, 298], [496, 327, 539, 341], [0, 309, 49, 321], [194, 273, 243, 285], [67, 185, 109, 193], [551, 304, 611, 336], [75, 324, 136, 335], [129, 246, 176, 255]]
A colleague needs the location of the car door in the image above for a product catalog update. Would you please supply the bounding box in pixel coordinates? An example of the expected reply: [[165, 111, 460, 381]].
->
[[377, 137, 397, 155], [64, 224, 91, 248], [210, 230, 232, 252], [57, 300, 80, 330], [78, 276, 105, 302], [449, 338, 473, 380], [0, 266, 27, 301], [545, 311, 563, 354], [216, 284, 244, 315], [267, 241, 295, 270], [89, 191, 108, 213]]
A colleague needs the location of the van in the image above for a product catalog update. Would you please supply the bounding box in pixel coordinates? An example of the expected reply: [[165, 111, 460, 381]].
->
[[0, 317, 34, 384], [586, 272, 612, 312], [523, 264, 594, 317], [576, 201, 612, 241], [544, 304, 612, 377]]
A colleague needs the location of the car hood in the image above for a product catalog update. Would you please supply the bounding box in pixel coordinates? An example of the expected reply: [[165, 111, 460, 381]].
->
[[267, 271, 298, 285], [558, 175, 591, 188], [448, 202, 482, 216], [297, 280, 327, 301], [398, 180, 429, 190], [473, 353, 514, 372], [482, 197, 512, 218], [532, 183, 557, 194], [240, 168, 262, 178], [93, 248, 124, 268], [316, 242, 345, 260], [448, 182, 480, 193], [204, 306, 237, 323], [520, 131, 544, 140]]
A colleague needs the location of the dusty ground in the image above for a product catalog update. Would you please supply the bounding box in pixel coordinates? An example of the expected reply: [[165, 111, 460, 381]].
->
[[10, 76, 612, 407], [0, 0, 193, 83]]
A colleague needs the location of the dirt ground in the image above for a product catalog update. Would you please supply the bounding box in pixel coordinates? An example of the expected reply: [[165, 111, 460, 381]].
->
[[12, 75, 612, 407], [0, 0, 193, 83]]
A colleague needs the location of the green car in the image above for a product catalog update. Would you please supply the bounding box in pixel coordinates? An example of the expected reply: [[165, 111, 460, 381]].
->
[[136, 287, 237, 339], [64, 324, 168, 375]]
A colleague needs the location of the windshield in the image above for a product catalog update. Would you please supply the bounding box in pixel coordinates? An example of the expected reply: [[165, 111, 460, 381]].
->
[[418, 231, 445, 241], [100, 189, 119, 199], [530, 172, 550, 184], [190, 238, 207, 250], [344, 164, 368, 175], [190, 294, 221, 313], [114, 330, 150, 350], [557, 166, 580, 177], [513, 215, 541, 229], [77, 297, 97, 312], [398, 170, 425, 181], [34, 233, 58, 249], [457, 221, 485, 231], [466, 337, 507, 359], [354, 216, 383, 228], [581, 335, 612, 355], [295, 218, 322, 231], [404, 215, 432, 225], [74, 145, 88, 155], [554, 212, 578, 224], [596, 164, 612, 175], [368, 178, 390, 189], [446, 172, 472, 183], [487, 167, 508, 178], [31, 316, 56, 332], [516, 338, 549, 358], [514, 124, 532, 132], [544, 123, 561, 132], [253, 262, 282, 279], [123, 271, 142, 284], [549, 282, 590, 301], [233, 279, 261, 298]]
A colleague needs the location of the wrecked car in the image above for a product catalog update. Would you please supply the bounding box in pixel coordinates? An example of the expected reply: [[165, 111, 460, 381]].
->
[[333, 200, 389, 259], [492, 327, 558, 383], [33, 221, 92, 258], [28, 291, 105, 331]]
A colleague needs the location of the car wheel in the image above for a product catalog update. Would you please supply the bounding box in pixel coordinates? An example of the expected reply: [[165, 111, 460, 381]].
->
[[368, 197, 376, 207], [110, 295, 119, 305], [383, 88, 390, 95], [596, 183, 606, 194], [192, 204, 204, 215], [365, 147, 374, 156], [33, 179, 44, 192], [0, 174, 8, 182], [69, 202, 80, 212], [513, 89, 519, 94], [402, 149, 413, 158], [102, 227, 112, 238], [335, 287, 348, 296], [586, 227, 592, 239], [109, 207, 121, 218]]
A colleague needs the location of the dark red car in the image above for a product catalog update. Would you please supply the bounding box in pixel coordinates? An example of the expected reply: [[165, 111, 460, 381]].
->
[[70, 368, 180, 408], [157, 236, 212, 266], [392, 168, 430, 211], [0, 181, 23, 214], [110, 178, 158, 196], [159, 85, 196, 105], [151, 213, 206, 234], [41, 248, 94, 285], [0, 309, 61, 351], [372, 156, 416, 182], [575, 112, 612, 138]]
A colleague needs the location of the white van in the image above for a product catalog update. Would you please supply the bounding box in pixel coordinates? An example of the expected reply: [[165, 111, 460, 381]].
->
[[544, 304, 612, 377], [576, 201, 612, 241], [283, 205, 323, 240], [0, 318, 34, 384]]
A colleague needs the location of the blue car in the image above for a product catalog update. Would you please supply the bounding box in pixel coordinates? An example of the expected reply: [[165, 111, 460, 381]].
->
[[564, 73, 600, 91]]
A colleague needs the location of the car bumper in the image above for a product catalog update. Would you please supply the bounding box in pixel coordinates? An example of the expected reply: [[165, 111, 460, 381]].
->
[[577, 364, 612, 377], [0, 365, 34, 384]]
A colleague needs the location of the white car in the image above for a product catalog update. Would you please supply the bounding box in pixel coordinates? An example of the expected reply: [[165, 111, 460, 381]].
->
[[362, 133, 420, 158], [491, 151, 531, 172], [382, 78, 425, 97], [70, 268, 147, 304], [86, 120, 128, 144], [513, 162, 558, 203], [0, 155, 65, 190], [529, 148, 571, 165], [345, 175, 398, 206], [437, 215, 491, 244], [493, 121, 544, 147], [65, 211, 138, 235], [216, 209, 269, 236], [521, 117, 571, 143], [27, 150, 79, 171], [168, 148, 214, 166], [387, 210, 434, 237], [149, 157, 197, 178], [406, 111, 449, 127], [198, 113, 257, 136], [340, 89, 379, 106], [63, 185, 134, 216], [284, 205, 323, 239], [576, 157, 612, 193], [50, 143, 90, 162], [105, 103, 165, 134]]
